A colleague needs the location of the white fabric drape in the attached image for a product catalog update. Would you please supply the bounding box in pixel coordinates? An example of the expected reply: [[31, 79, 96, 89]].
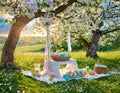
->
[[67, 30, 72, 52]]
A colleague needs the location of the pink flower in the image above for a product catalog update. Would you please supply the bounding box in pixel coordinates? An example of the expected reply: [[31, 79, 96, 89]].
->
[[36, 74, 41, 78], [50, 73, 54, 78], [50, 36, 55, 41]]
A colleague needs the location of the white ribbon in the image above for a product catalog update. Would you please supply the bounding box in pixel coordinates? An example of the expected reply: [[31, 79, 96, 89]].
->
[[44, 25, 51, 74], [67, 30, 72, 52]]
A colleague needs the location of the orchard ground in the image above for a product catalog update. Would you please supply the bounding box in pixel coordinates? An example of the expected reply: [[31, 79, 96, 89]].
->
[[0, 45, 120, 93]]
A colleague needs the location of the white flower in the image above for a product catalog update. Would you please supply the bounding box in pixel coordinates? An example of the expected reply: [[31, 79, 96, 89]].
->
[[42, 17, 52, 26], [1, 1, 6, 4], [45, 0, 53, 6], [0, 83, 3, 86], [17, 90, 20, 93], [26, 0, 37, 9]]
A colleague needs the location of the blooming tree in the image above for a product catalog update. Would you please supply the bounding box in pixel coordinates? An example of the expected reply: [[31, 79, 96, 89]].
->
[[0, 0, 78, 68], [56, 0, 120, 58], [0, 0, 119, 68], [78, 0, 120, 58], [30, 0, 120, 58]]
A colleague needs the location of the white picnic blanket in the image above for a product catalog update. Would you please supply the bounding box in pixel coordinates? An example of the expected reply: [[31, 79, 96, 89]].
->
[[21, 70, 110, 84]]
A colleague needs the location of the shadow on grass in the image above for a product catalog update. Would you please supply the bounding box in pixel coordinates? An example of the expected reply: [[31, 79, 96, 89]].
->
[[26, 48, 45, 53], [95, 58, 120, 70], [76, 58, 96, 69], [56, 76, 120, 93], [0, 67, 21, 93], [0, 66, 56, 93], [0, 64, 120, 93]]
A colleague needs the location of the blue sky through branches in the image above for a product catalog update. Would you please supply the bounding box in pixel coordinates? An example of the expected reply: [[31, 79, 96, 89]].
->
[[0, 16, 36, 36]]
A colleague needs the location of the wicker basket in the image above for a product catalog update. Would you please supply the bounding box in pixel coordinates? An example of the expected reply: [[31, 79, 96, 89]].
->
[[51, 55, 70, 61], [94, 66, 108, 74]]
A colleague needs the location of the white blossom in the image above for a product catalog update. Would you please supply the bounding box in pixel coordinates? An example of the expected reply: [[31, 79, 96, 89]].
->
[[42, 17, 52, 26], [45, 0, 54, 6]]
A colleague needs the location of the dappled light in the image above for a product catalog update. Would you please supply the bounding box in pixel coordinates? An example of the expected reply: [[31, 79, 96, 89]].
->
[[0, 0, 120, 93]]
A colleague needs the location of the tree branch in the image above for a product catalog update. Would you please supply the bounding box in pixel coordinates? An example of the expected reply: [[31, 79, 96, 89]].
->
[[34, 0, 77, 18], [102, 27, 120, 34], [55, 15, 73, 20], [34, 10, 46, 18], [72, 31, 90, 47], [79, 35, 90, 47], [54, 0, 77, 16]]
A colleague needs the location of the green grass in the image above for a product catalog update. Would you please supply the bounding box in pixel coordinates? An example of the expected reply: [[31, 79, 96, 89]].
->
[[0, 44, 4, 50], [0, 44, 45, 52], [0, 49, 120, 93], [15, 44, 45, 52]]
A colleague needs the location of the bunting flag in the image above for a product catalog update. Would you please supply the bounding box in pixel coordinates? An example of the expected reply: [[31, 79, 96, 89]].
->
[[67, 30, 72, 52]]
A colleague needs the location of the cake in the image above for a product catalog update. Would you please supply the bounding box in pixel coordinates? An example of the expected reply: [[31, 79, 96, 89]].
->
[[94, 64, 108, 74]]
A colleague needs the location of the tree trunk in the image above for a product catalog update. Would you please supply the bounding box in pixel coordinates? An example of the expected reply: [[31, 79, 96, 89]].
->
[[86, 31, 102, 58], [1, 16, 31, 68]]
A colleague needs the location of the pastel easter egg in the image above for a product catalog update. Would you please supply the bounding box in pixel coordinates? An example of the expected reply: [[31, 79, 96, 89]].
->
[[82, 73, 85, 77], [60, 54, 64, 57], [32, 73, 35, 77], [66, 54, 69, 57], [78, 72, 82, 77], [36, 74, 41, 78], [66, 71, 71, 75], [73, 71, 78, 76], [83, 71, 86, 75], [86, 66, 90, 71], [50, 74, 54, 78], [92, 72, 96, 75], [66, 72, 70, 75], [87, 72, 92, 75], [64, 76, 70, 81], [90, 72, 93, 75], [63, 74, 70, 81], [49, 77, 53, 81], [63, 74, 68, 78], [86, 68, 90, 72]]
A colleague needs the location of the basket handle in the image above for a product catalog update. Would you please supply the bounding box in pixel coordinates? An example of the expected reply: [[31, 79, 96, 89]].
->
[[96, 59, 107, 66]]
